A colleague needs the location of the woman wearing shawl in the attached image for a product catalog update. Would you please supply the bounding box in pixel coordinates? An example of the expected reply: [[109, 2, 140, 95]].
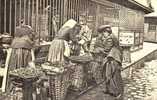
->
[[96, 25, 124, 99], [48, 19, 81, 64], [6, 24, 35, 93], [9, 24, 34, 70], [90, 25, 115, 84]]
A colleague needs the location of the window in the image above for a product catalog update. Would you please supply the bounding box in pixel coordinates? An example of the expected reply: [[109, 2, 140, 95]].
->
[[148, 24, 156, 31]]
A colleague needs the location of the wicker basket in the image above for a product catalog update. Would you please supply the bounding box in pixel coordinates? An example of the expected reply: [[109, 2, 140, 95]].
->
[[69, 55, 93, 90], [71, 64, 84, 90], [1, 34, 12, 44], [42, 64, 71, 100], [90, 61, 104, 84]]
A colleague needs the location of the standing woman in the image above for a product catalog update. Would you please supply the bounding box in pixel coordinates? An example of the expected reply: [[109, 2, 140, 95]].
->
[[48, 19, 81, 63], [98, 25, 124, 100], [9, 24, 34, 70]]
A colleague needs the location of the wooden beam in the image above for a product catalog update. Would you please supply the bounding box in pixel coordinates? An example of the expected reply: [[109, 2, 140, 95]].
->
[[1, 48, 12, 92], [14, 0, 17, 33], [28, 0, 30, 25], [0, 0, 1, 33], [19, 0, 22, 25], [24, 0, 26, 23], [9, 0, 12, 34], [4, 0, 6, 33]]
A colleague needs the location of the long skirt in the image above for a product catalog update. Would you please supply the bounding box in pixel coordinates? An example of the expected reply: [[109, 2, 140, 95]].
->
[[9, 48, 32, 71], [105, 60, 124, 99], [7, 48, 32, 92], [48, 39, 70, 63]]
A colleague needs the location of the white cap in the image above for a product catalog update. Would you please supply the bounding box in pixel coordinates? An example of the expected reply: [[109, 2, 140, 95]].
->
[[61, 19, 77, 29]]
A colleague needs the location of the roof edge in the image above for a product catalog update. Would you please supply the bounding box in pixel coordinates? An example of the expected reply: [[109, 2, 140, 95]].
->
[[128, 0, 154, 13]]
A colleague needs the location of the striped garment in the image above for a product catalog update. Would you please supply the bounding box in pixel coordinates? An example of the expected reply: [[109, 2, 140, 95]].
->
[[9, 48, 32, 71]]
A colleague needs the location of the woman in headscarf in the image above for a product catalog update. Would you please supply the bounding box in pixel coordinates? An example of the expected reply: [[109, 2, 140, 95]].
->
[[96, 25, 124, 99], [9, 24, 35, 70], [48, 19, 81, 64], [90, 25, 115, 84]]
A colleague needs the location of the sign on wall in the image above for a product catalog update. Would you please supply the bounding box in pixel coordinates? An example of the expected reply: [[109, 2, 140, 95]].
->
[[119, 32, 134, 46]]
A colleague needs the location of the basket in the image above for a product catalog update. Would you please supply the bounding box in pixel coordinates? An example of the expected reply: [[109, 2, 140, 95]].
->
[[42, 63, 71, 100], [90, 61, 104, 84], [71, 64, 84, 90], [49, 71, 70, 100], [1, 34, 12, 44], [68, 55, 93, 90]]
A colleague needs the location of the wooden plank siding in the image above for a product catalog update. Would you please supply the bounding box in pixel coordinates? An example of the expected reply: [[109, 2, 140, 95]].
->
[[0, 0, 145, 50], [0, 0, 97, 39]]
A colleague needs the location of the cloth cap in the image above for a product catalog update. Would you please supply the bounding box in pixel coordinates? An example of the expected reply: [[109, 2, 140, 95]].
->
[[97, 25, 111, 33]]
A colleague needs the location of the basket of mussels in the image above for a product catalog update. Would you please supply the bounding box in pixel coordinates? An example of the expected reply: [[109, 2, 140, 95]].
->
[[9, 67, 43, 83]]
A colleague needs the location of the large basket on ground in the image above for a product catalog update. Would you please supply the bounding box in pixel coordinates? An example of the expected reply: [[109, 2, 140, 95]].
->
[[42, 63, 72, 100], [90, 61, 104, 84], [68, 55, 93, 90]]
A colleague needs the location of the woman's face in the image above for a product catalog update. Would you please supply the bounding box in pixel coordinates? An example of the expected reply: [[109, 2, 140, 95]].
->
[[69, 25, 81, 42], [103, 31, 109, 37]]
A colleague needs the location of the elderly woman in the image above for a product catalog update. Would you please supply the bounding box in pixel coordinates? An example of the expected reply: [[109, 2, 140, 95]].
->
[[96, 25, 124, 99], [48, 19, 81, 64], [9, 24, 34, 70], [90, 25, 115, 84]]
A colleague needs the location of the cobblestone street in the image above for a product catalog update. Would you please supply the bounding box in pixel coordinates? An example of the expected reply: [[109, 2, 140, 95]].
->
[[75, 59, 157, 100]]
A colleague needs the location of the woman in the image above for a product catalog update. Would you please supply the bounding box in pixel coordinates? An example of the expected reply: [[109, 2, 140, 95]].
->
[[48, 19, 81, 64], [97, 25, 124, 99], [9, 24, 34, 70], [104, 46, 124, 100], [90, 25, 114, 84]]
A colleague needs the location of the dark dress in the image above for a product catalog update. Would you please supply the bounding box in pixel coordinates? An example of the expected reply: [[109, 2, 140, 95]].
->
[[91, 33, 113, 83], [105, 47, 124, 99], [92, 32, 124, 99]]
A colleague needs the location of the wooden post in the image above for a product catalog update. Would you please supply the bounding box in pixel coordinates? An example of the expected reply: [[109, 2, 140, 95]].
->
[[14, 0, 17, 33], [32, 0, 34, 28], [19, 0, 22, 26], [28, 0, 30, 25], [36, 0, 39, 32], [1, 48, 12, 92], [9, 0, 12, 34], [0, 0, 1, 33], [24, 0, 26, 23], [4, 0, 7, 33]]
